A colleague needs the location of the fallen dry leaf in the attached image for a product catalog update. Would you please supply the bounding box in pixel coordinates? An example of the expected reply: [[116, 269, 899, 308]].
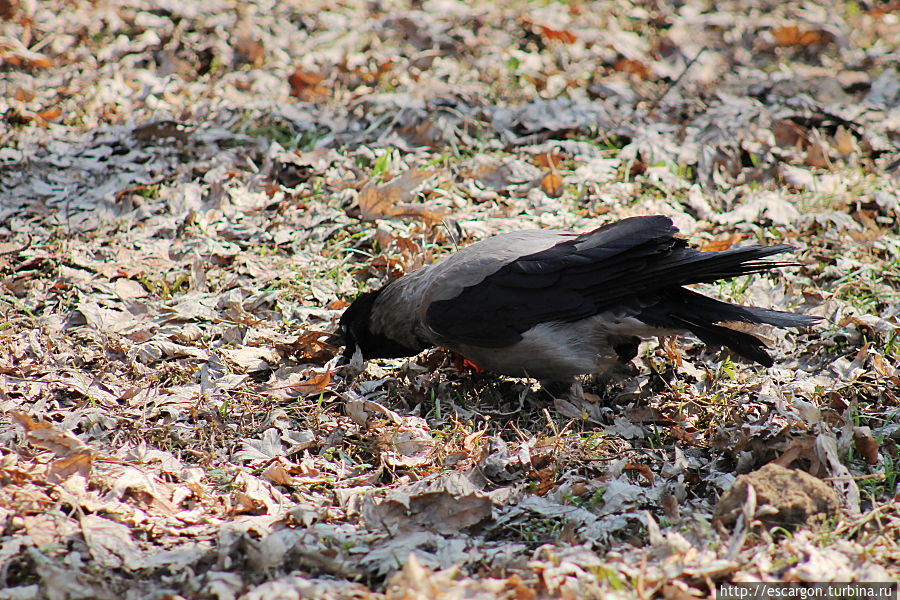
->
[[362, 473, 493, 535], [699, 233, 745, 252], [538, 25, 577, 44], [357, 169, 444, 223], [288, 68, 328, 99], [0, 38, 52, 69], [624, 463, 656, 486], [82, 516, 143, 570], [11, 412, 95, 481], [852, 427, 880, 466], [771, 25, 828, 47], [540, 171, 564, 198]]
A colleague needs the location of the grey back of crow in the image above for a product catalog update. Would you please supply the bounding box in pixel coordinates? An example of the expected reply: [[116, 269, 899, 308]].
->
[[340, 215, 817, 380]]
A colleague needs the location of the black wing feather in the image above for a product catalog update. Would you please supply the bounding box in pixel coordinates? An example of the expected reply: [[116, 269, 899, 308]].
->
[[426, 216, 678, 346]]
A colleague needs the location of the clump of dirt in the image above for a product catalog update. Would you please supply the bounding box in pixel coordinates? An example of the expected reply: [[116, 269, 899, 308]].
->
[[715, 463, 841, 528]]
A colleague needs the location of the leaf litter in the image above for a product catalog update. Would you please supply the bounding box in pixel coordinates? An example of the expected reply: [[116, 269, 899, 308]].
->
[[1, 0, 899, 598]]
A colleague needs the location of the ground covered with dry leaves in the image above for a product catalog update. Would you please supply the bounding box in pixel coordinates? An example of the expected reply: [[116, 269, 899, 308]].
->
[[1, 0, 899, 598]]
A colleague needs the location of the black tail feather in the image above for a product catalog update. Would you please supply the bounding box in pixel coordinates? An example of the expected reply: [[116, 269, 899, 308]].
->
[[658, 288, 819, 328], [639, 289, 819, 365], [670, 315, 776, 367], [665, 244, 800, 285], [574, 242, 805, 310], [625, 244, 801, 291]]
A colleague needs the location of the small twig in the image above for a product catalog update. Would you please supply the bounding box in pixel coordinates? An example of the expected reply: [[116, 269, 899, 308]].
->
[[543, 408, 559, 436], [0, 233, 32, 257], [824, 472, 886, 482], [648, 46, 708, 110], [832, 501, 896, 536], [441, 219, 460, 250]]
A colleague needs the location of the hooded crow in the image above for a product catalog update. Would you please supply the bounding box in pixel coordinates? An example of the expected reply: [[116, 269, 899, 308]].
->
[[339, 216, 816, 381]]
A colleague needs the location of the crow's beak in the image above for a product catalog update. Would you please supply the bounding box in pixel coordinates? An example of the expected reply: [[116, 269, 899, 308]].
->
[[336, 343, 365, 371], [316, 326, 351, 365], [329, 327, 361, 367]]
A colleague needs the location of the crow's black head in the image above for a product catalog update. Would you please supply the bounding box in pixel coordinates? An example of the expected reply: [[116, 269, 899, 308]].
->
[[339, 289, 380, 360], [339, 286, 422, 361]]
